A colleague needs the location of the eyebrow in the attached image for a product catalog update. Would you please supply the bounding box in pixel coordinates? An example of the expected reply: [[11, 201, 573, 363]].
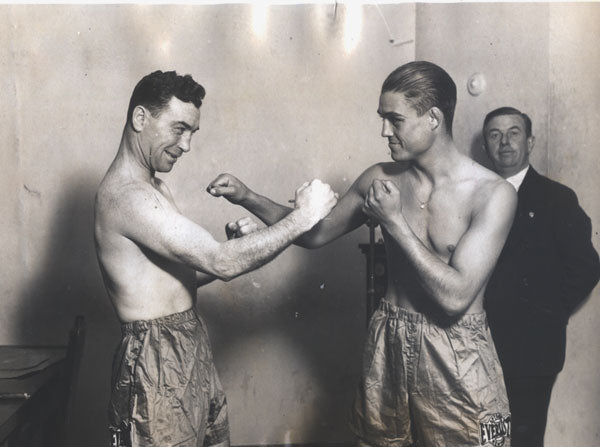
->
[[377, 110, 405, 119], [174, 121, 199, 132], [487, 125, 522, 133]]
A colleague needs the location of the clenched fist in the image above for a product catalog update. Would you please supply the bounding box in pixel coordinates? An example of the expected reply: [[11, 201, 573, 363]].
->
[[362, 179, 402, 227], [225, 217, 258, 240], [294, 179, 338, 228], [207, 173, 250, 205]]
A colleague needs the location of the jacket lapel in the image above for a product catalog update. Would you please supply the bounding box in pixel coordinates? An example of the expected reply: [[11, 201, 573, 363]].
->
[[504, 167, 539, 252]]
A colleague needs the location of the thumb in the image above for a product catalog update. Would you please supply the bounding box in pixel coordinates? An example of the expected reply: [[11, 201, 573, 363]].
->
[[382, 180, 399, 193], [209, 185, 236, 197], [225, 221, 238, 239]]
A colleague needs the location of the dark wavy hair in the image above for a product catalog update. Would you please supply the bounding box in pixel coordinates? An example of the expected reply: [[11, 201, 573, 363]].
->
[[382, 61, 457, 136], [483, 107, 532, 137], [127, 70, 206, 123]]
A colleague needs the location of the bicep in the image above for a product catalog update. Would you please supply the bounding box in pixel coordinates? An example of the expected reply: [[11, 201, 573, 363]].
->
[[115, 190, 221, 272], [300, 165, 385, 247], [301, 182, 367, 247], [451, 185, 517, 287]]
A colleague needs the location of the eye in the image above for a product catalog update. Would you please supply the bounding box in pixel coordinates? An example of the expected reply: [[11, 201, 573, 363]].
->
[[174, 127, 185, 135], [488, 132, 500, 141]]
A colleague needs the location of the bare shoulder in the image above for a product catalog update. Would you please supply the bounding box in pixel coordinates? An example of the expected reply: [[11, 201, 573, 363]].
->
[[355, 161, 411, 193], [467, 162, 517, 217], [95, 174, 171, 227]]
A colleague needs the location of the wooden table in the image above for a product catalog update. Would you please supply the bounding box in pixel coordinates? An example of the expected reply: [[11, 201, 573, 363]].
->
[[0, 347, 67, 447]]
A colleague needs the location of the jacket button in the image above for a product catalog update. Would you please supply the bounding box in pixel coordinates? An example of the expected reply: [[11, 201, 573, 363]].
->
[[529, 211, 535, 218], [522, 277, 529, 286]]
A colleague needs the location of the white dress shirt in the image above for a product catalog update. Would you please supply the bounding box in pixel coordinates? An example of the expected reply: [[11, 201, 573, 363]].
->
[[505, 166, 530, 192]]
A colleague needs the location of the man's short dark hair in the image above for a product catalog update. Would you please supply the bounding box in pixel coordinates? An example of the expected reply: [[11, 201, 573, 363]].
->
[[127, 71, 206, 123], [483, 107, 532, 137], [381, 61, 457, 136]]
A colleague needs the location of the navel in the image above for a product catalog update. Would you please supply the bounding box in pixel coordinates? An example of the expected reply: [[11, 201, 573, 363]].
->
[[447, 244, 456, 253]]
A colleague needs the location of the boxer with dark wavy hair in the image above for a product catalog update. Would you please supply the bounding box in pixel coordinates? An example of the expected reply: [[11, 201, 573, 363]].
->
[[94, 70, 337, 447]]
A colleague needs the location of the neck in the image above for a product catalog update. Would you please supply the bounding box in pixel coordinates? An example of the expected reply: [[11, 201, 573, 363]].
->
[[411, 135, 461, 185], [114, 126, 155, 182]]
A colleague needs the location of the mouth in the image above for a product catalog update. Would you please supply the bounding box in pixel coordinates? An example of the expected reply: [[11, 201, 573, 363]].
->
[[498, 150, 515, 157], [165, 152, 180, 162]]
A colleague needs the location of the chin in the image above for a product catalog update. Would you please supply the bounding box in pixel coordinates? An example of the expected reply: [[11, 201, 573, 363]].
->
[[390, 152, 410, 162], [155, 164, 175, 173]]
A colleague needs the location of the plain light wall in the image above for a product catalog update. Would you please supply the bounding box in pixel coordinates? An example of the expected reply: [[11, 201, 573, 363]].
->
[[546, 4, 600, 446], [416, 3, 600, 445], [0, 4, 416, 445]]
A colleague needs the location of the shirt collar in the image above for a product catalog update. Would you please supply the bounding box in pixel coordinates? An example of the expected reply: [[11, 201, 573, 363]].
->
[[505, 165, 530, 191]]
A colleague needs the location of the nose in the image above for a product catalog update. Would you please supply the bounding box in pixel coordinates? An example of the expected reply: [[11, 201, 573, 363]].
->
[[381, 119, 393, 138], [178, 133, 192, 153], [500, 132, 509, 145]]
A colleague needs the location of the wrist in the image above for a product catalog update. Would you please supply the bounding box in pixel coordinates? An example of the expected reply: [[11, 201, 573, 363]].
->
[[237, 188, 256, 208], [289, 208, 318, 232], [381, 212, 406, 232]]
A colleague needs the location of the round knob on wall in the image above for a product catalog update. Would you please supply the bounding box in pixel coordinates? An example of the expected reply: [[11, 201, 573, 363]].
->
[[467, 73, 486, 96]]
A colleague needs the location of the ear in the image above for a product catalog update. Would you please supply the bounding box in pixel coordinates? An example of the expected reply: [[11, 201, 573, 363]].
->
[[428, 107, 442, 131], [527, 135, 535, 155], [131, 105, 148, 132]]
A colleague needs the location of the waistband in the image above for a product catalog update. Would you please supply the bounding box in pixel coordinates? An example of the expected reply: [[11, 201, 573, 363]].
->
[[378, 300, 488, 328], [121, 308, 198, 335]]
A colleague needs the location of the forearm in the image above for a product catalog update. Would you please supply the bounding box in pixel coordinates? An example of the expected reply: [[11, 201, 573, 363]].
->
[[239, 190, 293, 226], [239, 190, 330, 249], [209, 209, 314, 280]]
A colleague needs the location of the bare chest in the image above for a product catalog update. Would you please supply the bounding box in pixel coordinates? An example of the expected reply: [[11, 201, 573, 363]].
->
[[397, 189, 473, 259]]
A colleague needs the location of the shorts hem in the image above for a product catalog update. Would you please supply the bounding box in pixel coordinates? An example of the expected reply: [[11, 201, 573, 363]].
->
[[349, 420, 413, 447]]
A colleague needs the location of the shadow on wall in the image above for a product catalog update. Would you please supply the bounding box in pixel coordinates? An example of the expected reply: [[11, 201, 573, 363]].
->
[[14, 173, 366, 445], [15, 175, 119, 446], [199, 239, 366, 444], [470, 130, 493, 170]]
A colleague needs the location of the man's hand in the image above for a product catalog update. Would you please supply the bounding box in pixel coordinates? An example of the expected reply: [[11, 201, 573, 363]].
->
[[294, 179, 338, 227], [225, 217, 259, 240], [207, 173, 250, 205], [362, 179, 402, 227]]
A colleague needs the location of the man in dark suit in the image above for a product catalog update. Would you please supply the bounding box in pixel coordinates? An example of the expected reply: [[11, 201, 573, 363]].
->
[[483, 106, 600, 447]]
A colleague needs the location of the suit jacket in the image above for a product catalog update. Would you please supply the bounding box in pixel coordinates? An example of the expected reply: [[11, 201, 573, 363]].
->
[[485, 167, 600, 377]]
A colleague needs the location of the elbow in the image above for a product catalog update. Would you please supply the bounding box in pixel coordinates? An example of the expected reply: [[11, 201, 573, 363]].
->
[[212, 270, 237, 282], [211, 264, 240, 282], [442, 305, 466, 318], [208, 253, 243, 282], [175, 243, 244, 282], [219, 274, 236, 282], [440, 293, 474, 318]]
